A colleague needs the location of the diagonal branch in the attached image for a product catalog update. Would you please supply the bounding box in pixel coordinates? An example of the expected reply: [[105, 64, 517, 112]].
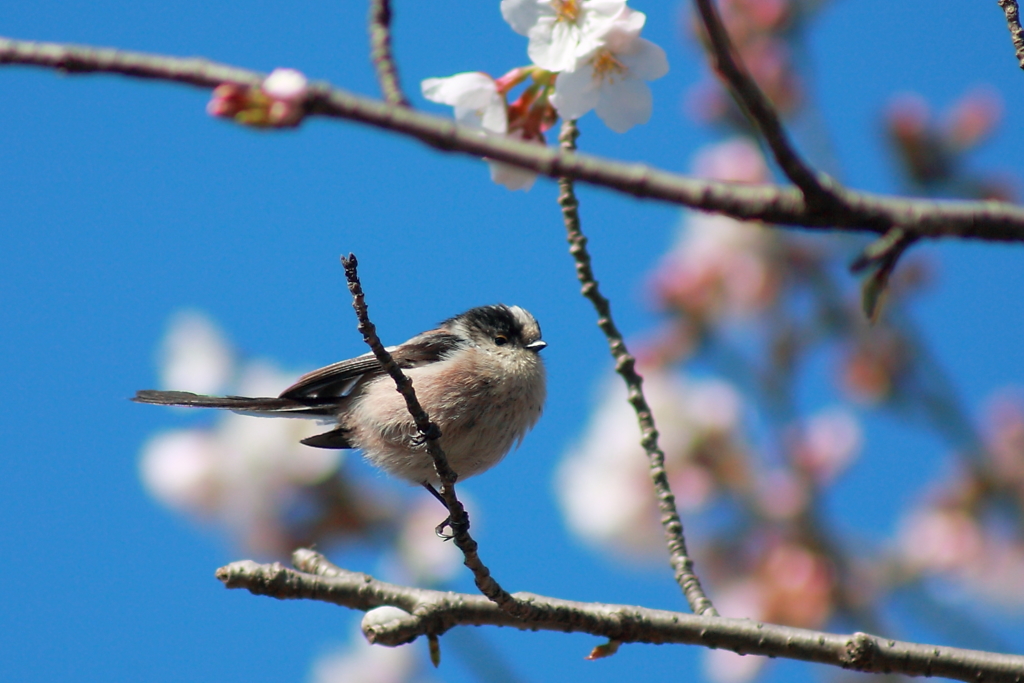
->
[[4, 37, 1024, 241], [558, 120, 717, 617], [999, 0, 1024, 72], [215, 551, 1024, 683], [692, 0, 838, 205], [340, 254, 537, 621], [368, 0, 409, 107]]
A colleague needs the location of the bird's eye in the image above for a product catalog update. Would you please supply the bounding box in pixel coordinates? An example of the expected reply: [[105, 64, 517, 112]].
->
[[494, 335, 508, 346]]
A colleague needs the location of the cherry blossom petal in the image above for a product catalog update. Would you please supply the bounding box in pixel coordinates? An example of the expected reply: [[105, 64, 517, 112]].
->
[[488, 160, 538, 190], [421, 73, 508, 133], [528, 17, 581, 72], [550, 64, 601, 120], [595, 75, 653, 133], [621, 37, 669, 81], [421, 72, 494, 108], [501, 0, 544, 36]]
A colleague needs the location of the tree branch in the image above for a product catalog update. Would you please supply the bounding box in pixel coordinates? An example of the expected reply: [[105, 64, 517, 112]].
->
[[999, 0, 1024, 72], [558, 120, 717, 617], [368, 0, 409, 107], [4, 36, 1024, 241], [215, 551, 1024, 683], [340, 254, 538, 621], [692, 0, 838, 205]]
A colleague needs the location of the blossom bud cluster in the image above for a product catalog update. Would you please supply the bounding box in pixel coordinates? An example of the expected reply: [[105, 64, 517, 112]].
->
[[895, 391, 1024, 607], [885, 88, 1012, 200], [207, 68, 309, 128], [422, 0, 668, 190]]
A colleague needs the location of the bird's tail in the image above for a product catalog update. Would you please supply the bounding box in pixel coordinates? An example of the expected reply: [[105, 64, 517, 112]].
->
[[132, 390, 338, 418]]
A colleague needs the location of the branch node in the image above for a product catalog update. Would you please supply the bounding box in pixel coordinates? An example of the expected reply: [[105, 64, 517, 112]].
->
[[850, 227, 919, 322], [844, 632, 879, 669], [362, 606, 421, 647]]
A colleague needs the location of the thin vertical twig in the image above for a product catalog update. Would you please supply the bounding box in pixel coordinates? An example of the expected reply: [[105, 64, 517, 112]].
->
[[998, 0, 1024, 72], [556, 121, 718, 617], [692, 0, 838, 207], [340, 254, 537, 620], [368, 0, 410, 107]]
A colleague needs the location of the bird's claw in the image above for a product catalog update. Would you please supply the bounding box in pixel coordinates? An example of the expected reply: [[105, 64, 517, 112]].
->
[[435, 516, 454, 540]]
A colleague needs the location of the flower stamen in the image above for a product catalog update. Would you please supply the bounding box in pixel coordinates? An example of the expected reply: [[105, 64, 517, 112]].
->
[[553, 0, 580, 23], [591, 49, 627, 83]]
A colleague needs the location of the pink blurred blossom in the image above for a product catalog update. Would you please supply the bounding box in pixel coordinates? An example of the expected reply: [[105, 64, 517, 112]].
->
[[396, 497, 465, 584], [138, 312, 355, 555], [755, 469, 808, 520], [983, 389, 1024, 485], [558, 367, 745, 555], [310, 626, 419, 683], [701, 574, 767, 682], [899, 507, 983, 574], [759, 542, 834, 627], [159, 310, 233, 395], [692, 137, 769, 183], [651, 212, 780, 320], [943, 86, 1002, 151], [650, 140, 781, 321], [791, 408, 863, 484], [839, 331, 908, 404], [705, 648, 768, 683]]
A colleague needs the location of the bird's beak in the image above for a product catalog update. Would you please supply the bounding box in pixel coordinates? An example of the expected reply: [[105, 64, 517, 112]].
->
[[525, 340, 547, 352]]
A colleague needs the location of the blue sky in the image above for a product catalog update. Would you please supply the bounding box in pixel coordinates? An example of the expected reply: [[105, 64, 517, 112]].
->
[[3, 1, 1024, 682]]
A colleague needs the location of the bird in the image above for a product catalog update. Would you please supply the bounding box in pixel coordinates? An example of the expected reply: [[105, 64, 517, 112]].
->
[[134, 304, 547, 511]]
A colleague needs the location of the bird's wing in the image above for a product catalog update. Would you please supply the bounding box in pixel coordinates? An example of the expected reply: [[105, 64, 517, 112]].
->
[[278, 353, 384, 399], [278, 332, 465, 399]]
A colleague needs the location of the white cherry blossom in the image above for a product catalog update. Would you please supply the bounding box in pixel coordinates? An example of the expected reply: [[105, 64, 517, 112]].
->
[[421, 72, 507, 133], [422, 72, 539, 190], [501, 0, 627, 72], [550, 8, 668, 132]]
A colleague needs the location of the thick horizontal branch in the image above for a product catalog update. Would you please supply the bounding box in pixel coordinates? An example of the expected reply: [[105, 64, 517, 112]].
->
[[217, 552, 1024, 683], [4, 36, 1024, 241]]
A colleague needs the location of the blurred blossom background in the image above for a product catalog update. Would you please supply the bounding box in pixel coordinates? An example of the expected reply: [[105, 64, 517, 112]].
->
[[3, 1, 1024, 683]]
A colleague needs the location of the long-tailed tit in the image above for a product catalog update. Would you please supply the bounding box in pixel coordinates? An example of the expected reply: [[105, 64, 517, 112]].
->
[[134, 304, 547, 504]]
